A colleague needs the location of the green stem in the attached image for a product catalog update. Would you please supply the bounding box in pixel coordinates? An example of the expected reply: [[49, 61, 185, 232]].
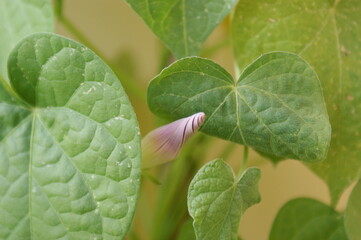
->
[[0, 75, 12, 93], [151, 133, 205, 239], [57, 14, 146, 101], [237, 146, 249, 177], [158, 43, 174, 72], [200, 38, 231, 57], [111, 68, 146, 101], [220, 142, 236, 161], [58, 16, 106, 60], [54, 0, 64, 19]]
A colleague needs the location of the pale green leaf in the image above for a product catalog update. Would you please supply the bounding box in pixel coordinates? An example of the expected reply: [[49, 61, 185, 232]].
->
[[148, 53, 331, 162], [0, 0, 53, 82], [124, 0, 237, 58], [232, 0, 361, 204], [0, 33, 141, 239], [344, 180, 361, 240], [270, 198, 347, 240], [188, 159, 261, 240]]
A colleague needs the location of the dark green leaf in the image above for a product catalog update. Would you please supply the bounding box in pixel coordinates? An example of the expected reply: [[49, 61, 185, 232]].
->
[[270, 198, 347, 240], [124, 0, 237, 58], [148, 53, 331, 162], [345, 180, 361, 240], [188, 159, 261, 240], [232, 0, 361, 204], [0, 33, 141, 239]]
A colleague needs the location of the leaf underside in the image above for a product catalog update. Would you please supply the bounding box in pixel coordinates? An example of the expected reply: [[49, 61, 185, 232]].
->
[[124, 0, 238, 58], [232, 0, 361, 204], [0, 33, 141, 239], [148, 52, 331, 162]]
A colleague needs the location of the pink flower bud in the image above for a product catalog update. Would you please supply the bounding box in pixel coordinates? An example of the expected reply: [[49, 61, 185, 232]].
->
[[142, 112, 206, 167]]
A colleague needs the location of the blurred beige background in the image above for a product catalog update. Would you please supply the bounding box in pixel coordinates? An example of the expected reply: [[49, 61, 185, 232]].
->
[[56, 1, 352, 239]]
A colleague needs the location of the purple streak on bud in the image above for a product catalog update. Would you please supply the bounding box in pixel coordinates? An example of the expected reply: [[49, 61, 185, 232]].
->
[[142, 112, 206, 167]]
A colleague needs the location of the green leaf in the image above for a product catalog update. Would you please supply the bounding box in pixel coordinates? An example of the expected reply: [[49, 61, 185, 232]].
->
[[148, 52, 331, 162], [345, 180, 361, 240], [0, 33, 141, 239], [232, 0, 361, 205], [270, 198, 348, 240], [188, 159, 261, 240], [124, 0, 237, 58], [0, 0, 53, 82]]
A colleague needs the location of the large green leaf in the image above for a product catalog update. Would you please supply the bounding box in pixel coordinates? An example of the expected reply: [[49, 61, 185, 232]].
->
[[148, 52, 331, 162], [187, 159, 260, 240], [124, 0, 237, 58], [0, 0, 53, 81], [344, 180, 361, 240], [0, 33, 141, 239], [232, 0, 361, 205], [270, 198, 348, 240]]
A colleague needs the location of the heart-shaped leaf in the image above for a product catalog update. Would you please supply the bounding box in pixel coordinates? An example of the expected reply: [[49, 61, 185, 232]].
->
[[188, 159, 261, 240], [0, 0, 53, 81], [270, 198, 347, 240], [345, 180, 361, 240], [148, 52, 331, 162], [232, 0, 361, 205], [0, 33, 141, 239], [124, 0, 238, 58]]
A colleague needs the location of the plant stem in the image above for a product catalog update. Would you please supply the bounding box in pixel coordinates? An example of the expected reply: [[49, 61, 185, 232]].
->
[[0, 76, 13, 92], [237, 146, 249, 177], [220, 142, 236, 161], [58, 16, 106, 61], [200, 38, 231, 57], [53, 0, 64, 19], [57, 14, 146, 101], [158, 43, 174, 71]]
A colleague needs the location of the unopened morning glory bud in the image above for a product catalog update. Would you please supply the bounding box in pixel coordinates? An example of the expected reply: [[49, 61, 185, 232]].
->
[[142, 112, 206, 167]]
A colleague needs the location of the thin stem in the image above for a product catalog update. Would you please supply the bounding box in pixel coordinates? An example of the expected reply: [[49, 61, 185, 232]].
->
[[53, 0, 64, 19], [57, 14, 146, 101], [158, 43, 174, 72], [220, 142, 236, 161], [0, 75, 13, 94], [237, 146, 249, 177], [58, 16, 106, 60], [151, 133, 205, 239], [200, 38, 231, 57]]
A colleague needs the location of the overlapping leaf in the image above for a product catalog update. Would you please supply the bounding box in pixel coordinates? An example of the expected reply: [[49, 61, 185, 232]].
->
[[0, 0, 53, 81], [188, 159, 261, 240], [232, 0, 361, 204], [148, 52, 331, 162], [0, 33, 141, 239], [345, 180, 361, 240], [124, 0, 238, 58], [270, 198, 347, 240]]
